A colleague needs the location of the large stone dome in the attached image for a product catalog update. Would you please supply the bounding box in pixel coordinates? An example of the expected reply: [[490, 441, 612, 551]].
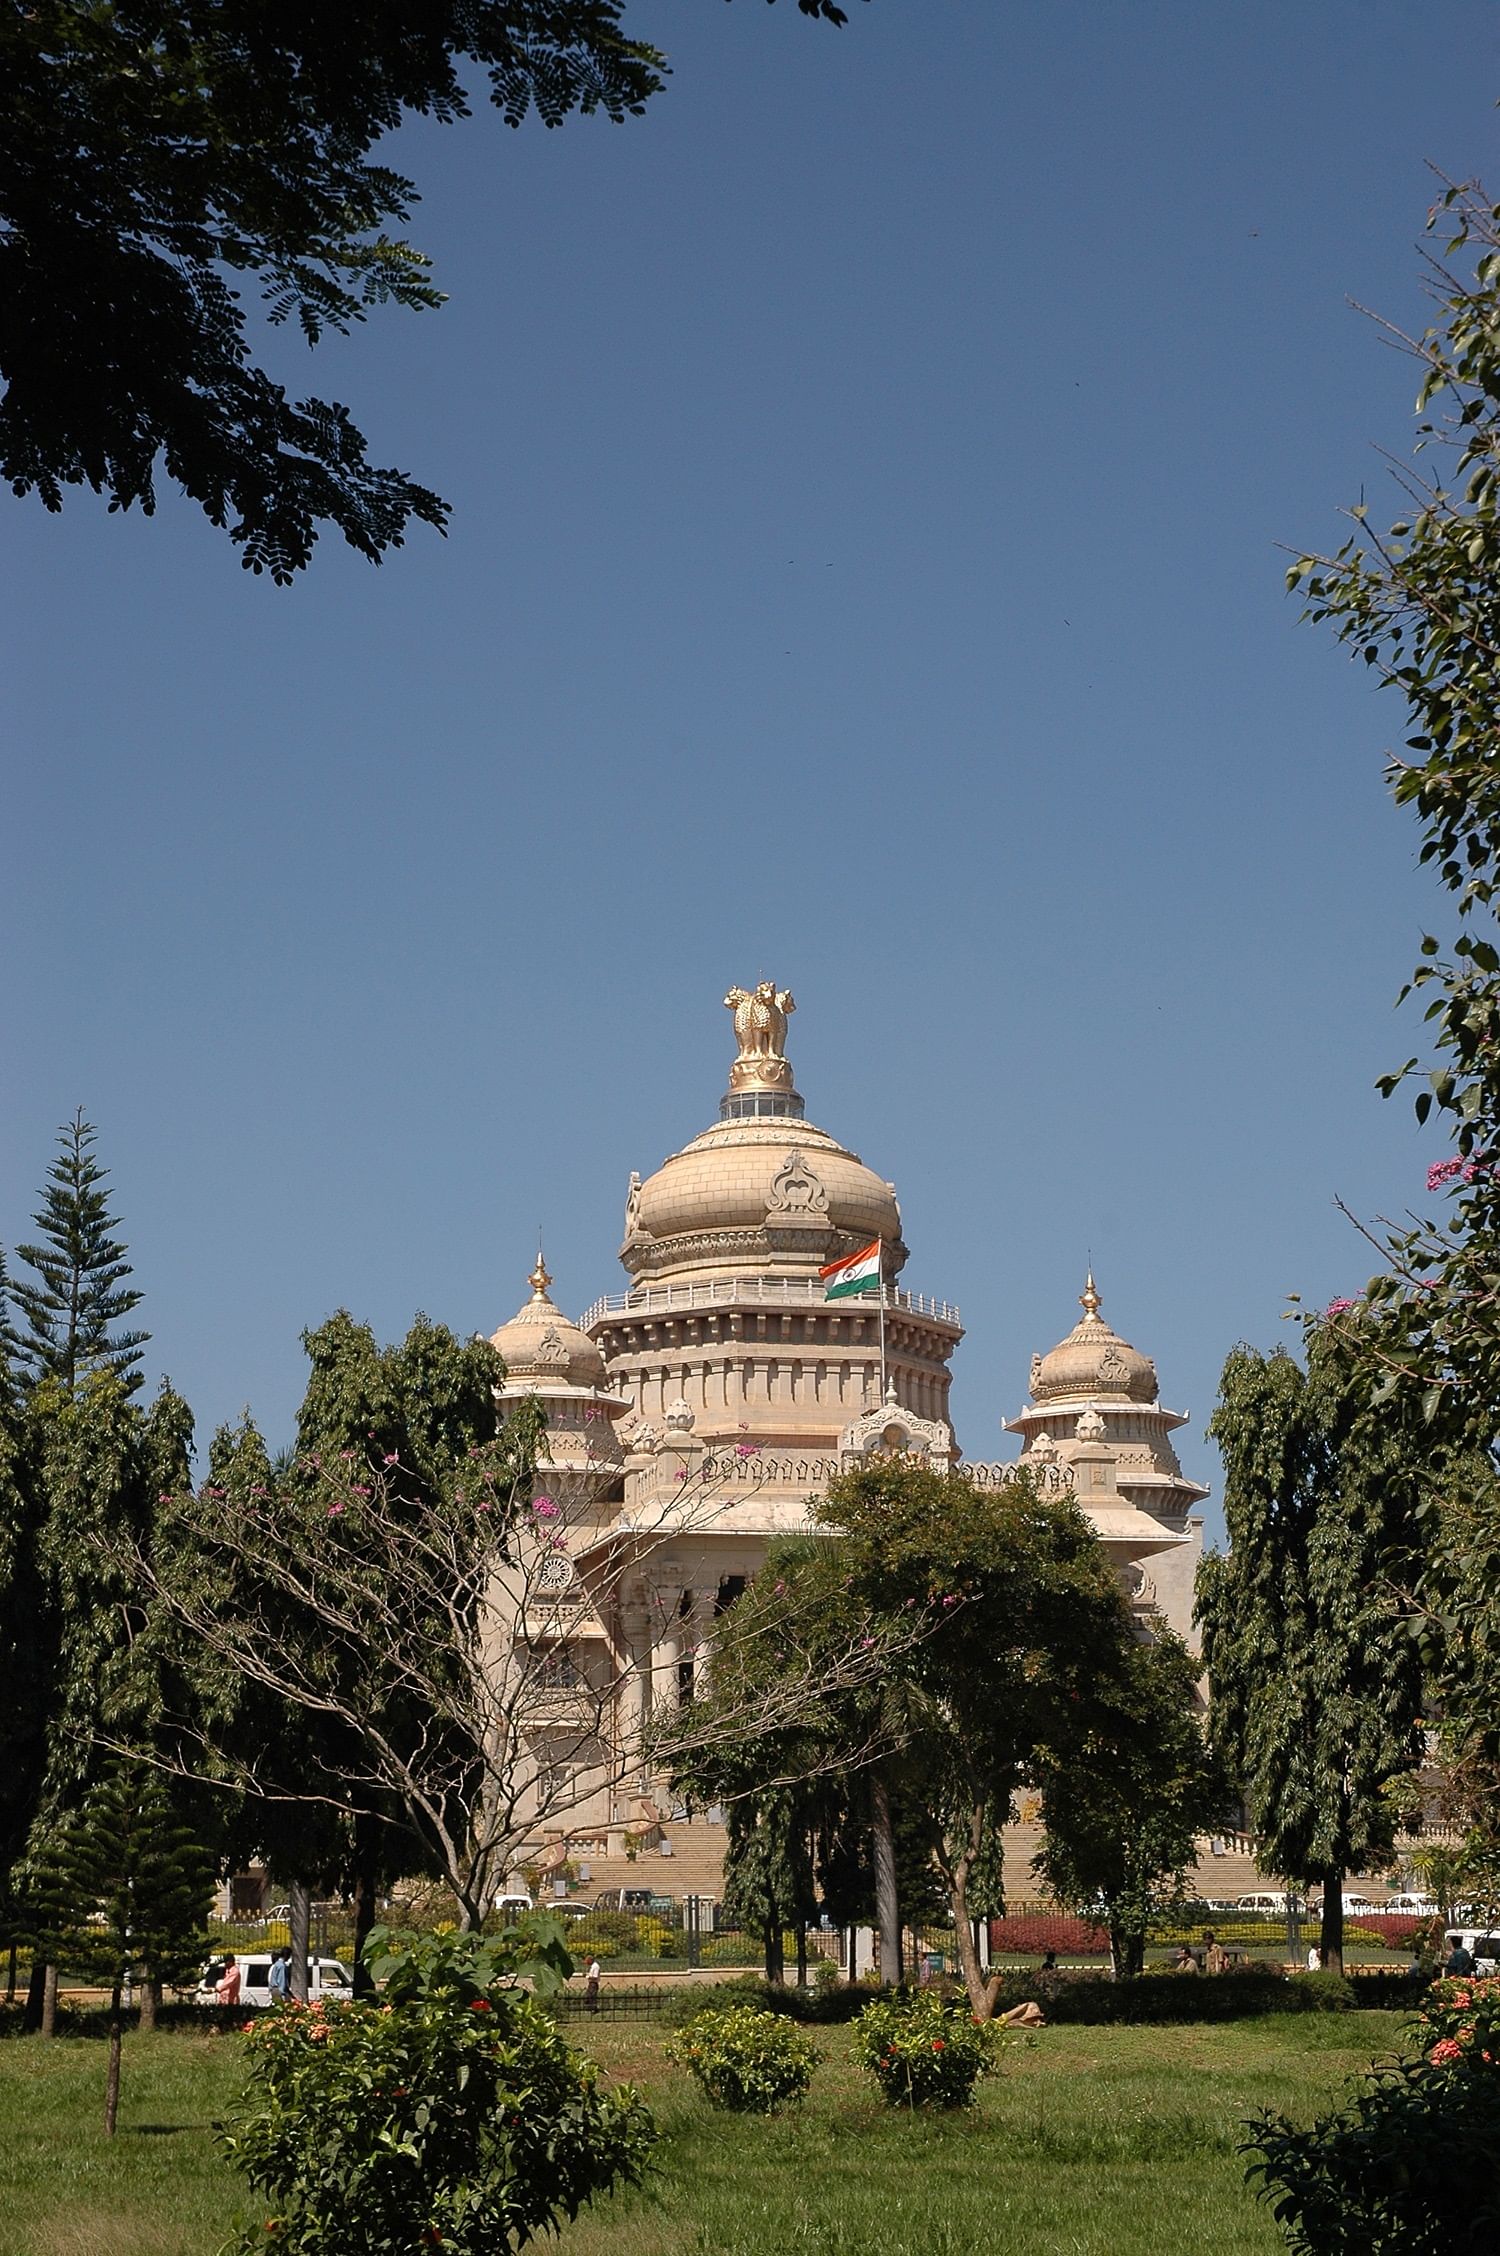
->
[[625, 1115, 904, 1284], [1030, 1276, 1157, 1404], [619, 979, 906, 1286]]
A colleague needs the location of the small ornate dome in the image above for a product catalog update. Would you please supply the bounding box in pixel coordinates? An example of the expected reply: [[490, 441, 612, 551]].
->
[[490, 1259, 607, 1391], [1030, 1276, 1157, 1404]]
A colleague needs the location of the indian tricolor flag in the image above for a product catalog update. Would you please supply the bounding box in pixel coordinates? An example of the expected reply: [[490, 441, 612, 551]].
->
[[820, 1239, 882, 1300]]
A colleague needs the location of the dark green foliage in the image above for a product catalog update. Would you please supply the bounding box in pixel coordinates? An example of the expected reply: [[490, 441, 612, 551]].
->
[[222, 1925, 653, 2255], [1035, 1632, 1231, 1977], [30, 1769, 213, 1996], [1197, 1332, 1426, 1971], [1288, 179, 1500, 1853], [666, 2003, 818, 2112], [0, 1372, 47, 1946], [1244, 2060, 1500, 2255], [0, 2, 852, 580], [9, 1111, 147, 1394], [823, 1459, 1141, 2011]]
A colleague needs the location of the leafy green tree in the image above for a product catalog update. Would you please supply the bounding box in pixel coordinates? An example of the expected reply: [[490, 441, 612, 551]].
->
[[0, 1344, 49, 1975], [1197, 1329, 1427, 1973], [1033, 1632, 1228, 1977], [30, 1769, 213, 2132], [656, 1532, 915, 1982], [0, 0, 854, 582], [1288, 173, 1500, 1859], [824, 1459, 1138, 2016], [666, 1464, 1140, 2017], [9, 1111, 148, 1394]]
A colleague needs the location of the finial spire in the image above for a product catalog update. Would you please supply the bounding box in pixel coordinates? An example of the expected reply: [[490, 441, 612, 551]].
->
[[529, 1248, 553, 1302], [1080, 1270, 1101, 1321]]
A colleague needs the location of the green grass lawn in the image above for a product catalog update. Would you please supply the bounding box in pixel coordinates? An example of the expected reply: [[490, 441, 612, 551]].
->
[[0, 2011, 1406, 2256]]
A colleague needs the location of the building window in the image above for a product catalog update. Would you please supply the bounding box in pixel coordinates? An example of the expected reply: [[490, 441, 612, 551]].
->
[[537, 1648, 580, 1689]]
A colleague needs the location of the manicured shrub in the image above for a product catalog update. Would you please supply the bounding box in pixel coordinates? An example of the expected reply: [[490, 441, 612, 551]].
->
[[220, 1926, 653, 2255], [666, 2004, 819, 2113], [852, 1991, 1001, 2108]]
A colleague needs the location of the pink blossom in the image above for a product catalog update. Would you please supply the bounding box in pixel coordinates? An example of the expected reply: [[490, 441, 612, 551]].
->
[[1463, 1153, 1494, 1182], [1430, 2036, 1463, 2066], [859, 1636, 877, 1649], [383, 1452, 400, 1467], [1428, 1158, 1464, 1191], [774, 1580, 787, 1596], [735, 1442, 759, 1459], [327, 1502, 345, 1518], [1325, 1297, 1356, 1316], [531, 1497, 558, 1519]]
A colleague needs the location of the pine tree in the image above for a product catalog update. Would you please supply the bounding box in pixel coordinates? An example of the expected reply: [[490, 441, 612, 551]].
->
[[11, 1112, 148, 1394], [31, 1771, 213, 2132]]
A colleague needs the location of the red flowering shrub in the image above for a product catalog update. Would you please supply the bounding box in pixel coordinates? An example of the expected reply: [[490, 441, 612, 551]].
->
[[852, 1992, 1004, 2108], [221, 1927, 653, 2254], [1415, 1974, 1500, 2071], [987, 1914, 1108, 1956]]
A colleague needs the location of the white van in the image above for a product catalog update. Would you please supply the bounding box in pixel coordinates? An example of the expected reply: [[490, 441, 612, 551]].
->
[[1236, 1893, 1291, 1914], [200, 1954, 354, 2010]]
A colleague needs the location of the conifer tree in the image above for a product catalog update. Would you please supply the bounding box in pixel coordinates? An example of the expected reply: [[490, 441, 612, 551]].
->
[[11, 1111, 148, 1394], [31, 1771, 213, 2133]]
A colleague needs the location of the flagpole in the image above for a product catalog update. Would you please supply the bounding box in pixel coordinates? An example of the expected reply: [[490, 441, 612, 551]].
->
[[878, 1240, 887, 1400]]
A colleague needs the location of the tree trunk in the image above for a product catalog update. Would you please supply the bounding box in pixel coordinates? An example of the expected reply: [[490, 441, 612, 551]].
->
[[22, 1954, 45, 2033], [288, 1880, 311, 2004], [1319, 1873, 1345, 1976], [5, 1942, 16, 2005], [948, 1828, 1005, 2022], [41, 1962, 58, 2038], [104, 1983, 122, 2137], [763, 1919, 784, 1986], [137, 1975, 159, 2031], [870, 1775, 902, 1988], [350, 1813, 381, 1996], [795, 1924, 808, 1990]]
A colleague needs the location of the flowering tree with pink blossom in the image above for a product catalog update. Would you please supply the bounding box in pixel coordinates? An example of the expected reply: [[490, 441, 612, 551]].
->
[[125, 1312, 774, 1938]]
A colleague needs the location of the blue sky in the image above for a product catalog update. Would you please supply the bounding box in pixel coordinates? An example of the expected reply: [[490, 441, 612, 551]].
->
[[4, 1, 1497, 1533]]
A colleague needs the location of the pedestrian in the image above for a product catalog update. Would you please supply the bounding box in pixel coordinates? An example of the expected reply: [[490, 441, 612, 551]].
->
[[1306, 1945, 1322, 1972], [268, 1948, 291, 2004], [585, 1957, 601, 2015], [216, 1958, 242, 2008], [1204, 1931, 1229, 1975], [1445, 1937, 1476, 1978]]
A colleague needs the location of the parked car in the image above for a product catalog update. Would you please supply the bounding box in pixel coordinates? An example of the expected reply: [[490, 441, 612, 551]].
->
[[198, 1954, 353, 2010], [1306, 1893, 1382, 1916], [592, 1888, 672, 1914], [1236, 1893, 1294, 1915], [492, 1891, 534, 1921], [1385, 1894, 1438, 1916]]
